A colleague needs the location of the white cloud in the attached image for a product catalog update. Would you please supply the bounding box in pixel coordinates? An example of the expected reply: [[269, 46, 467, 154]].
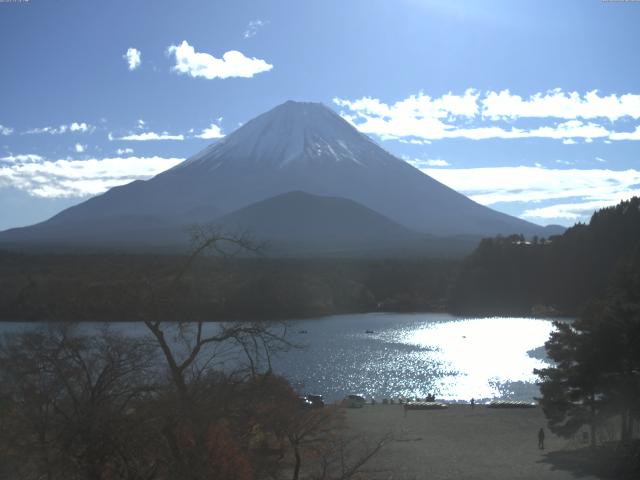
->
[[137, 119, 145, 128], [196, 123, 224, 139], [0, 125, 13, 136], [424, 159, 450, 167], [70, 122, 90, 132], [74, 144, 86, 153], [0, 156, 184, 198], [124, 47, 141, 70], [335, 90, 640, 142], [520, 199, 640, 221], [609, 125, 640, 141], [25, 122, 93, 135], [419, 166, 640, 215], [116, 147, 134, 155], [399, 138, 431, 145], [116, 131, 185, 141], [526, 120, 609, 140], [167, 40, 273, 79], [0, 154, 43, 163], [482, 89, 640, 121], [244, 19, 267, 39], [406, 158, 450, 168], [337, 109, 614, 142], [335, 89, 479, 122], [595, 156, 606, 163]]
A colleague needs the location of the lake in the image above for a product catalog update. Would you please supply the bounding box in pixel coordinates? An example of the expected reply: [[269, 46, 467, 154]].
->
[[0, 312, 557, 403]]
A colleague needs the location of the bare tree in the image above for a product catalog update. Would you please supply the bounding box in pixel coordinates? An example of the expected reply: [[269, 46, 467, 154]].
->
[[282, 406, 391, 480], [311, 431, 391, 480], [140, 226, 294, 479], [0, 324, 159, 480]]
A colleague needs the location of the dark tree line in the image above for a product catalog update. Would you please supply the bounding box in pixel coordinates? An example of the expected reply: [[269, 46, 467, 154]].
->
[[451, 197, 640, 316], [0, 252, 455, 321]]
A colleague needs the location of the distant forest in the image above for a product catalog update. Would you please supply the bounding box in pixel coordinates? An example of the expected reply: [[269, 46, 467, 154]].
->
[[450, 197, 640, 316], [0, 253, 454, 321], [1, 197, 639, 321]]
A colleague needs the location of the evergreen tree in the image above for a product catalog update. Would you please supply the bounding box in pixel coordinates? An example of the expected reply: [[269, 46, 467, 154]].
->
[[535, 248, 640, 446], [534, 317, 605, 447]]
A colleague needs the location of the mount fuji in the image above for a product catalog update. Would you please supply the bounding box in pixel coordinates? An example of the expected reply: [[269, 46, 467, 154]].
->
[[0, 101, 562, 254]]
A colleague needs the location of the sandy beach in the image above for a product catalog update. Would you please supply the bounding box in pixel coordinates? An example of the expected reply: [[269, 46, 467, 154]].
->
[[345, 404, 603, 480]]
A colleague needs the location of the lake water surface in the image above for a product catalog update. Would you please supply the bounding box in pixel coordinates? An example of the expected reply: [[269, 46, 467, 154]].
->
[[275, 312, 555, 402], [0, 312, 556, 403]]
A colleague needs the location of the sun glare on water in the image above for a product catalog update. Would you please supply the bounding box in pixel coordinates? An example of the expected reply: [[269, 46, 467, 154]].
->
[[393, 317, 556, 400]]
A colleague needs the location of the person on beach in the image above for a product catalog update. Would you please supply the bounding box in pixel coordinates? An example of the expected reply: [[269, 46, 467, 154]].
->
[[470, 397, 475, 409], [538, 428, 545, 449]]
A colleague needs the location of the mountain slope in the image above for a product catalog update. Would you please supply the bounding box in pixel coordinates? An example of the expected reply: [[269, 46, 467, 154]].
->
[[0, 100, 559, 252], [214, 191, 426, 255]]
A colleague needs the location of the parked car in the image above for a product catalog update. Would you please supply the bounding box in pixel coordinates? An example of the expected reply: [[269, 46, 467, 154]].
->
[[305, 394, 325, 408], [343, 394, 366, 408]]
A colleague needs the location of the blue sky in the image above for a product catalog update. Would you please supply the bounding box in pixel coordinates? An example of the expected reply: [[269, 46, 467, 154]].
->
[[1, 0, 639, 230]]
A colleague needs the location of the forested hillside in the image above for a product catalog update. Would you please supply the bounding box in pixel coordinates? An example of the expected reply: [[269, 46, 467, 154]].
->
[[451, 197, 640, 315]]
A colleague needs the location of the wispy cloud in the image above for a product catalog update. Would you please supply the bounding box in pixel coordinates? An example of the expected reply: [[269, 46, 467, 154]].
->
[[0, 156, 184, 197], [109, 119, 224, 141], [243, 19, 267, 39], [123, 47, 141, 71], [74, 143, 86, 153], [0, 125, 13, 136], [0, 153, 43, 163], [116, 147, 134, 155], [114, 131, 185, 141], [167, 40, 273, 79], [416, 165, 640, 222], [520, 199, 639, 221], [334, 89, 640, 142], [405, 158, 450, 168], [25, 122, 93, 135]]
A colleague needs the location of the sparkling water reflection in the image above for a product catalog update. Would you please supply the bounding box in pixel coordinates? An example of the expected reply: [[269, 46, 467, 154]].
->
[[272, 313, 556, 402]]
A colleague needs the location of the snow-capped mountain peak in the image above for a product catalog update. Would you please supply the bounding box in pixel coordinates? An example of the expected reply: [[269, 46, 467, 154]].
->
[[179, 100, 392, 170]]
